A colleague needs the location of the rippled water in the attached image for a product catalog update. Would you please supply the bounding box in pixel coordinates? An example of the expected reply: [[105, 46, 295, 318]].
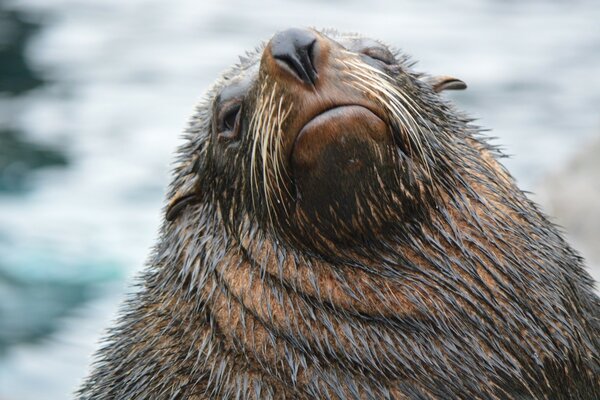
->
[[1, 0, 599, 398]]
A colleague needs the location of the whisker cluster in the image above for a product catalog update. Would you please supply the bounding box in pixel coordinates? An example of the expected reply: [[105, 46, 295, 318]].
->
[[248, 78, 293, 223], [341, 56, 434, 179]]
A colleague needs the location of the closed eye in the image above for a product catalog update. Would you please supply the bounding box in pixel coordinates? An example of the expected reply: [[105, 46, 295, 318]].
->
[[216, 102, 242, 143], [360, 47, 395, 65], [221, 104, 241, 131]]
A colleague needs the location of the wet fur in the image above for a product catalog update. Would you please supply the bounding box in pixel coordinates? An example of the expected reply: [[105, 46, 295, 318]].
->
[[78, 30, 600, 399]]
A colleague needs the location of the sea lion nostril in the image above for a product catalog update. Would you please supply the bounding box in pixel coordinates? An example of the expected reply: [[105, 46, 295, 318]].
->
[[270, 28, 318, 86]]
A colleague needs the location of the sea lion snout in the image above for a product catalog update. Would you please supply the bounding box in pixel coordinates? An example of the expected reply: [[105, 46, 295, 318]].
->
[[257, 28, 399, 229], [261, 27, 395, 166], [269, 28, 319, 86]]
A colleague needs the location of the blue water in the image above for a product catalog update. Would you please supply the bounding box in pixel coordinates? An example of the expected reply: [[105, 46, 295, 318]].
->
[[0, 0, 599, 398]]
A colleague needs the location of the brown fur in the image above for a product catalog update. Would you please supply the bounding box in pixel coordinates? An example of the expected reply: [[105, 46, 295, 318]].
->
[[78, 29, 599, 399]]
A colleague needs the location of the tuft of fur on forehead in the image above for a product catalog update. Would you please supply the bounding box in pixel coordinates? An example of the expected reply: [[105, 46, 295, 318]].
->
[[78, 28, 599, 400]]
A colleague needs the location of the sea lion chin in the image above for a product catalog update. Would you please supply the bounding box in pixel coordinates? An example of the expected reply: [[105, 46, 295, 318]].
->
[[291, 105, 394, 225], [78, 28, 600, 400]]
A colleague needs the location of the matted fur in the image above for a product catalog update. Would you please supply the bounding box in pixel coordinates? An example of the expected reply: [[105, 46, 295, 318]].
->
[[78, 29, 600, 399]]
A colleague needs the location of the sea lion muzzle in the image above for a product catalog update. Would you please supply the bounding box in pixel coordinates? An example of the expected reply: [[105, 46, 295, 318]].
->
[[270, 28, 319, 87]]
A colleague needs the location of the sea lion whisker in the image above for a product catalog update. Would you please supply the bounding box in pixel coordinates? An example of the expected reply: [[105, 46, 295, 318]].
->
[[254, 81, 272, 208], [271, 96, 285, 207], [272, 97, 294, 213], [256, 90, 270, 216], [261, 84, 278, 226], [249, 82, 268, 209], [343, 59, 425, 126], [274, 97, 289, 203], [349, 59, 438, 167], [385, 88, 437, 171], [345, 73, 420, 161], [267, 86, 281, 217], [345, 66, 433, 178], [343, 66, 417, 140]]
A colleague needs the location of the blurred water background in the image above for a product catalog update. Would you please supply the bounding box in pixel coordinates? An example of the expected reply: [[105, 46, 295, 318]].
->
[[0, 0, 598, 398]]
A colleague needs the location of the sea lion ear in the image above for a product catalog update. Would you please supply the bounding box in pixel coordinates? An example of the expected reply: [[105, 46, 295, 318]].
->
[[166, 193, 199, 221], [165, 159, 202, 222], [424, 75, 467, 93]]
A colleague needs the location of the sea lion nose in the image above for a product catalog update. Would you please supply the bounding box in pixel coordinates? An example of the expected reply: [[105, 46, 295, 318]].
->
[[269, 28, 318, 86]]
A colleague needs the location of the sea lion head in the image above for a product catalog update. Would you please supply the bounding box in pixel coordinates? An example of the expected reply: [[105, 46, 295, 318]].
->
[[168, 27, 469, 254]]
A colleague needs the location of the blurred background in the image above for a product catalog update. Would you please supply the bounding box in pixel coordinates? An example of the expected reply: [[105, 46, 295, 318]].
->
[[0, 0, 598, 398]]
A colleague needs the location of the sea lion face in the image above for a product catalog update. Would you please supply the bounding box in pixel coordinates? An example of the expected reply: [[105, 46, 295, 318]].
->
[[171, 28, 463, 248]]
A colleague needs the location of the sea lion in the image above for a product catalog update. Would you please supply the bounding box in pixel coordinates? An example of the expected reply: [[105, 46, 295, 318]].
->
[[78, 28, 600, 399]]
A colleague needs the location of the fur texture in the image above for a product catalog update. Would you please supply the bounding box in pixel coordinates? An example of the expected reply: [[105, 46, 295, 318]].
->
[[78, 29, 600, 399]]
